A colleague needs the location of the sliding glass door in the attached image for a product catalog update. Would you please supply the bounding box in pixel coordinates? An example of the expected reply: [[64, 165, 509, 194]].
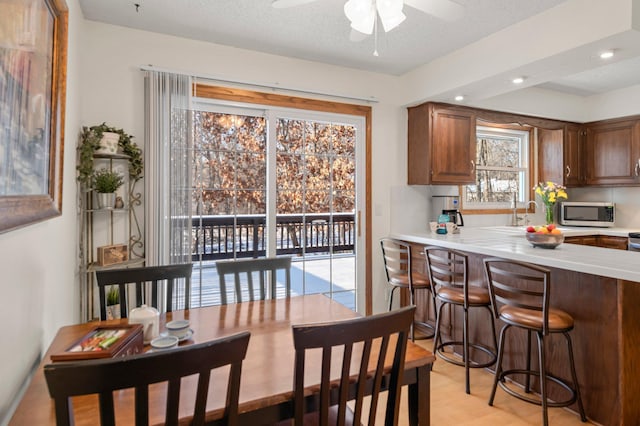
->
[[188, 101, 363, 310], [273, 113, 358, 308]]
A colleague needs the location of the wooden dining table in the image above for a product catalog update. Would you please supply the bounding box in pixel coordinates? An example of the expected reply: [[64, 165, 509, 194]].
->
[[9, 294, 435, 425]]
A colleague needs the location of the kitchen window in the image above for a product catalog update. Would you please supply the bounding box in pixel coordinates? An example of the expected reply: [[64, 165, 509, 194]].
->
[[463, 125, 531, 210]]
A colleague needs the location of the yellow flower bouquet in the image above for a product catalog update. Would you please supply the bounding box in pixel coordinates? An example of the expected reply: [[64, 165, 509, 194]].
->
[[533, 181, 568, 224]]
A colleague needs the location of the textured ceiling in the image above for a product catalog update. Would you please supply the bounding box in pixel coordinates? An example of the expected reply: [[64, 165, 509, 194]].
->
[[78, 0, 640, 97], [79, 0, 568, 75]]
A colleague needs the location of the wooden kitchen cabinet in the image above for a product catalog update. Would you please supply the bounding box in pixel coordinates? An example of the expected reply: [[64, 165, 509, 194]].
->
[[408, 102, 476, 185], [597, 235, 628, 250], [564, 124, 584, 186], [564, 235, 627, 250], [584, 117, 640, 186], [564, 235, 598, 246], [537, 124, 584, 187]]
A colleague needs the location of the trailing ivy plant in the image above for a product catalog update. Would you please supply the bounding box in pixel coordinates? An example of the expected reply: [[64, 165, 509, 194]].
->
[[77, 123, 143, 185]]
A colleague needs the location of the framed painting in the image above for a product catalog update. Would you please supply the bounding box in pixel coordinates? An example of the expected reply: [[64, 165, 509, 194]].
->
[[0, 0, 68, 233]]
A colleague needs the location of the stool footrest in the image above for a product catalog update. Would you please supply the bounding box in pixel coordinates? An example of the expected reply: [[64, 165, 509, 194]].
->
[[498, 368, 579, 408], [413, 321, 436, 340], [435, 340, 497, 369]]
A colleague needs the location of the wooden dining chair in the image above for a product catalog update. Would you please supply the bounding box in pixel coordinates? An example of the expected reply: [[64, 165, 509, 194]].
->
[[95, 263, 193, 320], [215, 257, 292, 305], [44, 331, 251, 426], [289, 305, 415, 426]]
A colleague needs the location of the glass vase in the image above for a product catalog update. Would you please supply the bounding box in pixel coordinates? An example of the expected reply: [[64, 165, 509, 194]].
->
[[544, 204, 555, 225]]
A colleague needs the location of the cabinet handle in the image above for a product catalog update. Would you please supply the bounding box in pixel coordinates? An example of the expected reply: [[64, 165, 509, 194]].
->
[[566, 165, 571, 178], [470, 160, 475, 173], [635, 160, 640, 177]]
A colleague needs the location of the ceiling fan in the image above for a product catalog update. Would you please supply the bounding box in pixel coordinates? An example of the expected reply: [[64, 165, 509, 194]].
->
[[272, 0, 464, 37]]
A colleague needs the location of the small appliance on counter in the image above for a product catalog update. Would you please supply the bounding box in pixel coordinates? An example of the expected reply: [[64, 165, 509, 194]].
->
[[559, 201, 615, 227], [628, 233, 640, 251], [431, 195, 464, 226], [429, 214, 460, 234]]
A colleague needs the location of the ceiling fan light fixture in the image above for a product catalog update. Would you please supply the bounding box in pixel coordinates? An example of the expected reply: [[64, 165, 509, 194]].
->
[[350, 13, 376, 34], [379, 10, 406, 32], [344, 0, 376, 34], [377, 0, 406, 32]]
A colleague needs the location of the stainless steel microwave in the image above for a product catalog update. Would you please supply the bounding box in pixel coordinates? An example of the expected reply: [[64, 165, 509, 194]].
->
[[559, 202, 615, 227]]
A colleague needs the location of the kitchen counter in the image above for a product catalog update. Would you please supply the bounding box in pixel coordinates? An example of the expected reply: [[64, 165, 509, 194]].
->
[[390, 227, 640, 425], [390, 226, 640, 282]]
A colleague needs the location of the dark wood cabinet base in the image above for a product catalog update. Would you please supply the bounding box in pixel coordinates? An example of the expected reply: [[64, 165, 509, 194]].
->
[[405, 242, 639, 425]]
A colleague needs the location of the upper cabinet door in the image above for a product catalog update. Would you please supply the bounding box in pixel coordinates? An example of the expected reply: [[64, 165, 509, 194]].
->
[[408, 103, 476, 185], [537, 128, 564, 185], [430, 107, 477, 184], [585, 119, 640, 186], [563, 124, 584, 187]]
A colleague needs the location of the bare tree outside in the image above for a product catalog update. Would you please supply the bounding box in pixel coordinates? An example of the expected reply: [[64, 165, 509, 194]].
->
[[465, 127, 528, 205], [193, 111, 355, 216], [276, 118, 355, 214], [193, 112, 266, 215]]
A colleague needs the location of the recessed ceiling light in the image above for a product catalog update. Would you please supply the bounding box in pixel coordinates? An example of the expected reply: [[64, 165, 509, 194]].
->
[[512, 77, 525, 84], [600, 50, 614, 59], [454, 95, 464, 101]]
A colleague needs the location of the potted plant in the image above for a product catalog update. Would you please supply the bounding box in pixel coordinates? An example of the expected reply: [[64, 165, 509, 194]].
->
[[77, 123, 143, 185], [93, 168, 125, 209], [106, 286, 120, 320]]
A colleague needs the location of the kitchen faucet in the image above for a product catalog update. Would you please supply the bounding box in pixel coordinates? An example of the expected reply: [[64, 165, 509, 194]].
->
[[510, 192, 521, 226], [524, 200, 539, 225]]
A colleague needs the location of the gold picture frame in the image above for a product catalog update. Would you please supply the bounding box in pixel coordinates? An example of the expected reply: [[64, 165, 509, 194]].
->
[[0, 0, 68, 233]]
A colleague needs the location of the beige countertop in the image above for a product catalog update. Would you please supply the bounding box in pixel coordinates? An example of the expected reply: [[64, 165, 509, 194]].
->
[[390, 226, 640, 282]]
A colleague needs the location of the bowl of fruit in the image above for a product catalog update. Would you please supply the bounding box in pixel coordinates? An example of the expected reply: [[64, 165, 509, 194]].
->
[[525, 224, 564, 249]]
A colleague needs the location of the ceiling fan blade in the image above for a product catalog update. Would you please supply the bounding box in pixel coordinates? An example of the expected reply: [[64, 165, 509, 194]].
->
[[404, 0, 464, 22], [271, 0, 318, 8]]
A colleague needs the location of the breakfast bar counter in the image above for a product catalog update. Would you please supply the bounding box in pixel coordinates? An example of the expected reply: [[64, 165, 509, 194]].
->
[[391, 226, 640, 282], [391, 227, 640, 426]]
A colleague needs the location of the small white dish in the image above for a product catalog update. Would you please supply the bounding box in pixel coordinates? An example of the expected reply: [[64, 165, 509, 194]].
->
[[177, 329, 194, 342], [166, 319, 190, 339], [161, 329, 194, 342], [150, 335, 179, 350]]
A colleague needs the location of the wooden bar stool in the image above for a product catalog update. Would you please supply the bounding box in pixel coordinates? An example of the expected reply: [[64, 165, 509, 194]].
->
[[425, 246, 497, 394], [380, 238, 436, 340], [484, 258, 587, 426]]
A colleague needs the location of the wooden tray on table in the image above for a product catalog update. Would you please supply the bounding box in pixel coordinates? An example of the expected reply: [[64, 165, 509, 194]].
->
[[50, 324, 143, 362]]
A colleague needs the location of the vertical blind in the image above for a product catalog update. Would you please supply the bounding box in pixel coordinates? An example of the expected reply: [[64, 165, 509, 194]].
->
[[143, 71, 193, 266]]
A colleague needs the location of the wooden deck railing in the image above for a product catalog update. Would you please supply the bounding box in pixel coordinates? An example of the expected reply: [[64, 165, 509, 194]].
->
[[191, 213, 355, 261]]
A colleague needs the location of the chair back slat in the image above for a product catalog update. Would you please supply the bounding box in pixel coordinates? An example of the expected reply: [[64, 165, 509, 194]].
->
[[291, 306, 415, 426], [484, 258, 551, 334], [380, 239, 415, 289], [44, 331, 250, 426], [425, 246, 468, 302], [216, 257, 292, 304], [95, 263, 193, 320]]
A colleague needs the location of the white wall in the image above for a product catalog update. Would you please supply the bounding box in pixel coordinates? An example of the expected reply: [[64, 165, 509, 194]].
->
[[5, 4, 640, 423], [77, 23, 410, 317], [0, 0, 83, 423]]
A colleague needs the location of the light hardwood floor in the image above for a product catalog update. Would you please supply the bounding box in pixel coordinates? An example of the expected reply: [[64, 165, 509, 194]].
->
[[380, 338, 592, 425]]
